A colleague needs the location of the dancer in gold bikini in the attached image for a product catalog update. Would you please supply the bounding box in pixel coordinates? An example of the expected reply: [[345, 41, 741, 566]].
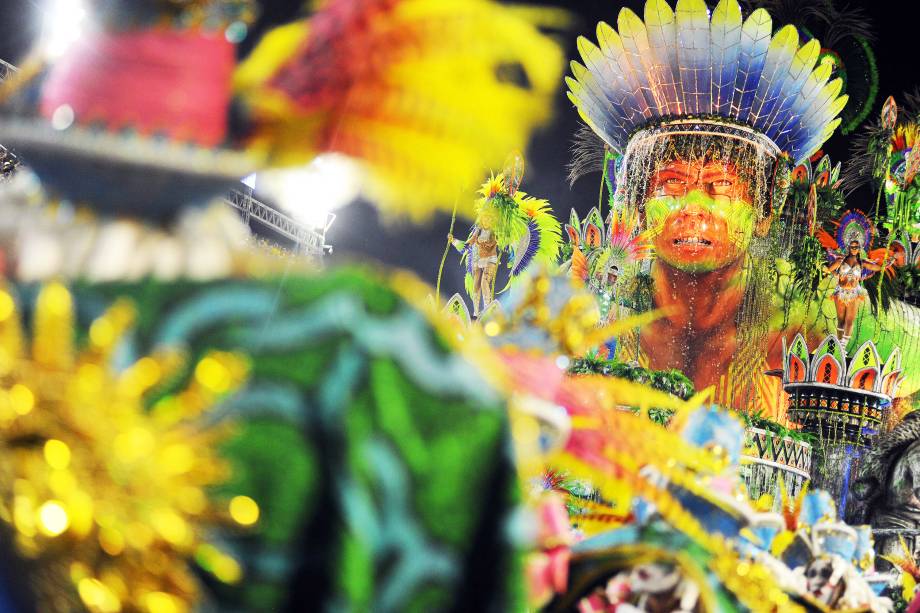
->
[[450, 223, 499, 318]]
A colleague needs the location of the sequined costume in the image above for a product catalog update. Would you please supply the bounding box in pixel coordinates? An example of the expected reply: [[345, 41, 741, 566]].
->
[[833, 260, 870, 302]]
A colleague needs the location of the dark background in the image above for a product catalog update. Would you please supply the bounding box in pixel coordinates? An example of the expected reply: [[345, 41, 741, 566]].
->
[[2, 1, 919, 300]]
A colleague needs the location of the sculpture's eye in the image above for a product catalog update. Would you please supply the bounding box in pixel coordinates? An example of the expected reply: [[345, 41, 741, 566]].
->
[[708, 179, 733, 195], [659, 176, 689, 195]]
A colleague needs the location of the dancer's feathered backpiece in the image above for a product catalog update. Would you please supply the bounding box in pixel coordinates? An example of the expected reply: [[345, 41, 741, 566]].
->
[[564, 207, 653, 285]]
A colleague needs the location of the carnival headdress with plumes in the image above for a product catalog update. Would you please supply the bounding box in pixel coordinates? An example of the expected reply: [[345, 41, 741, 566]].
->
[[844, 95, 920, 239], [742, 0, 878, 135], [836, 210, 874, 252], [564, 206, 653, 283], [566, 0, 848, 164]]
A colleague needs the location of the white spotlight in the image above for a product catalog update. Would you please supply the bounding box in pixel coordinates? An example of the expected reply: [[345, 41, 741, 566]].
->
[[42, 0, 88, 59], [259, 154, 363, 231], [241, 173, 258, 190]]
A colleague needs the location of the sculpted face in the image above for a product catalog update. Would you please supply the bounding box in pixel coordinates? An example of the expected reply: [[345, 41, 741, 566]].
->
[[645, 159, 765, 273]]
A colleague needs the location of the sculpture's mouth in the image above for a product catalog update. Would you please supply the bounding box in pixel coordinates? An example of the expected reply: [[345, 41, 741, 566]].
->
[[672, 237, 712, 247]]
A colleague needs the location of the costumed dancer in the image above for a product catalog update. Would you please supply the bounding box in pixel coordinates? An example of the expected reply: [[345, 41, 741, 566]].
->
[[449, 223, 500, 318], [822, 211, 886, 344], [449, 163, 562, 318]]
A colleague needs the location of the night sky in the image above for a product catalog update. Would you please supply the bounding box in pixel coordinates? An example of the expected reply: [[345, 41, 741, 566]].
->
[[1, 1, 920, 300]]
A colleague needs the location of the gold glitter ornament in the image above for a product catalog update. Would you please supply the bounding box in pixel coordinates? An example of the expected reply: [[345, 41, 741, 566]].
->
[[0, 283, 251, 612], [483, 266, 667, 358]]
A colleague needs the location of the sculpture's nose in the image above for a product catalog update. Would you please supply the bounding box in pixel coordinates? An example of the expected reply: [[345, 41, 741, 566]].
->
[[682, 196, 706, 217]]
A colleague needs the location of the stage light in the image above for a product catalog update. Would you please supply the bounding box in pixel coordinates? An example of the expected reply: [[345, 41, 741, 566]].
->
[[41, 0, 88, 59], [241, 173, 257, 190], [259, 154, 362, 231]]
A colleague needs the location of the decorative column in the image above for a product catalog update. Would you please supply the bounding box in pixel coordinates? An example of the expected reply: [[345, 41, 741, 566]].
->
[[781, 334, 903, 521]]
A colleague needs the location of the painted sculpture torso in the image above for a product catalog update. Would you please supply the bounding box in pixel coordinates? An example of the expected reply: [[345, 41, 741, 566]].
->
[[641, 259, 744, 387], [638, 158, 766, 390]]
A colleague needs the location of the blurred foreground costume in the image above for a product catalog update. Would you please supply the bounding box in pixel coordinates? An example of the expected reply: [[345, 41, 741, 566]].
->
[[0, 0, 568, 610]]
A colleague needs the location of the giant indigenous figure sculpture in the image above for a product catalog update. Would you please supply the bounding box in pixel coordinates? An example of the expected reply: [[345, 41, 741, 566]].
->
[[566, 0, 849, 411], [634, 139, 775, 391]]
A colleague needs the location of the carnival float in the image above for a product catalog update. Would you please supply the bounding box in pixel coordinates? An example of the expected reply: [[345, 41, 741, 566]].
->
[[0, 0, 918, 611]]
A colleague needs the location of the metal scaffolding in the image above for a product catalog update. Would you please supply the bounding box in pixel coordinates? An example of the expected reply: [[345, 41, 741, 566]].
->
[[224, 188, 333, 260], [0, 58, 17, 82]]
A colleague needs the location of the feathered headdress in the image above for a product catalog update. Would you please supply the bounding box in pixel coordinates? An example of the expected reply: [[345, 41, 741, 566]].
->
[[815, 209, 894, 287], [564, 207, 653, 284], [836, 209, 874, 253], [566, 0, 848, 164], [843, 95, 920, 232], [742, 0, 878, 135], [237, 0, 569, 220]]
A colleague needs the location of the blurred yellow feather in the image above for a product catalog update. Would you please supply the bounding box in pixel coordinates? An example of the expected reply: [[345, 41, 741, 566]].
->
[[235, 0, 569, 221]]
